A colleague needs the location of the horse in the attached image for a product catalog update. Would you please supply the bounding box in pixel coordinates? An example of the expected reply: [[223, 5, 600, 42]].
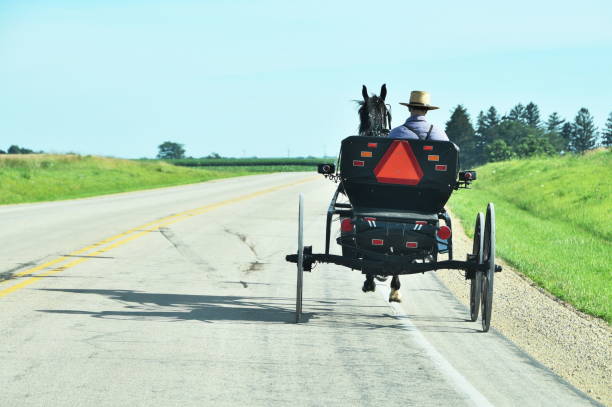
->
[[355, 85, 402, 302], [357, 84, 392, 138]]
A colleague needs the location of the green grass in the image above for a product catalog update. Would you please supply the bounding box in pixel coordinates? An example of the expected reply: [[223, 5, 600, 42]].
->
[[0, 154, 312, 205], [448, 149, 611, 322]]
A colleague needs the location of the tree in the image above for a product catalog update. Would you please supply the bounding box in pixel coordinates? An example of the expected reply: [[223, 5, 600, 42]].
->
[[485, 120, 530, 145], [484, 119, 554, 158], [484, 106, 500, 128], [570, 108, 598, 153], [523, 102, 541, 128], [603, 112, 612, 147], [507, 103, 526, 123], [476, 111, 487, 135], [445, 105, 477, 167], [546, 112, 565, 134], [514, 133, 555, 157], [560, 122, 574, 152], [157, 141, 186, 159], [543, 112, 566, 152], [445, 105, 475, 145], [485, 139, 515, 162], [473, 107, 501, 165], [7, 145, 34, 154]]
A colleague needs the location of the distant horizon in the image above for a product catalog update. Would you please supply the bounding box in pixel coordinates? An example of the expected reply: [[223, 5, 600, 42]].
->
[[1, 1, 610, 158], [2, 98, 607, 159]]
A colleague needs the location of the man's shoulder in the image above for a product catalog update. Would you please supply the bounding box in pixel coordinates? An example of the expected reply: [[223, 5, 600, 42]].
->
[[410, 118, 449, 141], [429, 125, 449, 141], [389, 125, 417, 139]]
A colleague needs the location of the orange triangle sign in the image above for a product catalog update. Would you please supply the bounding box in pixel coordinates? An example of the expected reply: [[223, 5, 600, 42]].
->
[[374, 140, 423, 185]]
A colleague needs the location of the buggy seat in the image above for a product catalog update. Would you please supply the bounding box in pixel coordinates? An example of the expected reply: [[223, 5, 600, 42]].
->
[[340, 136, 459, 216]]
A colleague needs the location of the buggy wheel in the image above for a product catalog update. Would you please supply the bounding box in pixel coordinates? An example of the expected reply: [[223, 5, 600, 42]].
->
[[296, 194, 305, 323], [481, 203, 496, 332], [470, 213, 484, 322]]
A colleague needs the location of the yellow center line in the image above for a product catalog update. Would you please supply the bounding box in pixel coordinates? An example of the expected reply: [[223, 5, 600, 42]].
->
[[0, 176, 317, 298]]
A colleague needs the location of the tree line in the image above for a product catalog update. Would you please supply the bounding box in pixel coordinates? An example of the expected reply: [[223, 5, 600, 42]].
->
[[0, 145, 38, 154], [445, 104, 612, 168]]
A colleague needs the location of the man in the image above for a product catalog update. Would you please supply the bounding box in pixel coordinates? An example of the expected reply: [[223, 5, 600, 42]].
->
[[389, 91, 449, 141]]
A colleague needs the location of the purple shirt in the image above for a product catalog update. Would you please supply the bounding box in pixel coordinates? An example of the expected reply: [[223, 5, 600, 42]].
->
[[388, 115, 449, 141]]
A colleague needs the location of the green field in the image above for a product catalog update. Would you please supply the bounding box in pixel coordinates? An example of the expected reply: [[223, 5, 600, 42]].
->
[[0, 154, 314, 205], [448, 149, 611, 322]]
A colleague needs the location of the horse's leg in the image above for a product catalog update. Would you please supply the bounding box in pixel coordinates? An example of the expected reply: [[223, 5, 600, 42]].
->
[[389, 275, 402, 302], [362, 273, 376, 293]]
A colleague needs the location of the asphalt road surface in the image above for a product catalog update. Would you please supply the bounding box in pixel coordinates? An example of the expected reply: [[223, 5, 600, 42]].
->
[[0, 173, 600, 406]]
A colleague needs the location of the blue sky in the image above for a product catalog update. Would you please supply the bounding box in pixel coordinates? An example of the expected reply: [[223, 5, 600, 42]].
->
[[1, 0, 611, 158]]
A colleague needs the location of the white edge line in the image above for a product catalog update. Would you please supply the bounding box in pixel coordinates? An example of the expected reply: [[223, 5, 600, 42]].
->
[[378, 284, 494, 407]]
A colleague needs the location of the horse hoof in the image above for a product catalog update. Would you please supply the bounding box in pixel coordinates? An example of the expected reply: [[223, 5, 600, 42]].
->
[[389, 290, 402, 303], [362, 281, 376, 293]]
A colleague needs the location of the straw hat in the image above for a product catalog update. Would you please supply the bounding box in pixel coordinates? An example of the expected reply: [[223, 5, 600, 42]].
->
[[400, 91, 439, 110]]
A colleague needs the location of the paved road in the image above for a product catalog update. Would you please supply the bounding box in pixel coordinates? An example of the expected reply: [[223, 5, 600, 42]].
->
[[0, 173, 600, 406]]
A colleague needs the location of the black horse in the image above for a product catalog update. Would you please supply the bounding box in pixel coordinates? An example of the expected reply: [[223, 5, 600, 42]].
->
[[356, 85, 401, 302], [357, 84, 392, 137]]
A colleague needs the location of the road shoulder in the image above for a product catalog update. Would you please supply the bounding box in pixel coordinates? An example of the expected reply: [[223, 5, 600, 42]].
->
[[436, 209, 611, 406]]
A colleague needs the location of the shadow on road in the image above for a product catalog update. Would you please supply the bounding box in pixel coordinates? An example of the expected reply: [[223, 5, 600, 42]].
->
[[37, 288, 312, 323], [36, 288, 482, 333]]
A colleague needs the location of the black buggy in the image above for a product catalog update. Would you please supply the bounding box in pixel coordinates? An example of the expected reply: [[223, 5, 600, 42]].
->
[[286, 136, 502, 332]]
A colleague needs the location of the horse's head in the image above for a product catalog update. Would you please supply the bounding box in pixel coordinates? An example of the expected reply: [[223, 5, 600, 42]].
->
[[358, 84, 392, 137]]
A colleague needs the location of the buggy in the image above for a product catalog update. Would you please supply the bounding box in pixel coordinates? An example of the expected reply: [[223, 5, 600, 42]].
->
[[285, 136, 501, 332]]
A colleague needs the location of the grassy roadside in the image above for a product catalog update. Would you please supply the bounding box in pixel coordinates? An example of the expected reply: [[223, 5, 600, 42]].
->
[[0, 154, 314, 205], [448, 149, 611, 323]]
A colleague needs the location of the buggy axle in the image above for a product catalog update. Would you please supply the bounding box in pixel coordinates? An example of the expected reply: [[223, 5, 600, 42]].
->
[[285, 252, 501, 276]]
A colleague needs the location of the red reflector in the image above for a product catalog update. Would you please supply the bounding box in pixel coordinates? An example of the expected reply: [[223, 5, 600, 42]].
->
[[371, 239, 384, 246], [340, 218, 353, 232], [367, 142, 378, 148], [415, 221, 427, 225], [437, 225, 452, 240], [423, 145, 433, 151], [364, 217, 376, 221], [406, 242, 418, 248], [435, 165, 447, 171], [373, 140, 424, 185], [353, 160, 365, 167]]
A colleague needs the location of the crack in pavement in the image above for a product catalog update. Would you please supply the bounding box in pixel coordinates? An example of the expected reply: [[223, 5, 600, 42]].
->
[[224, 228, 267, 274], [224, 228, 258, 258], [0, 260, 43, 282], [245, 261, 265, 274], [158, 227, 217, 273]]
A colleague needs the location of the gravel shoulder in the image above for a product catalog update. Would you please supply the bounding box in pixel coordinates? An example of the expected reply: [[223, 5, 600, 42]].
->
[[436, 209, 612, 405]]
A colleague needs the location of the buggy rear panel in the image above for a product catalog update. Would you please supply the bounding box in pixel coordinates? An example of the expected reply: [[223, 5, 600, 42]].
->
[[340, 136, 459, 214]]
